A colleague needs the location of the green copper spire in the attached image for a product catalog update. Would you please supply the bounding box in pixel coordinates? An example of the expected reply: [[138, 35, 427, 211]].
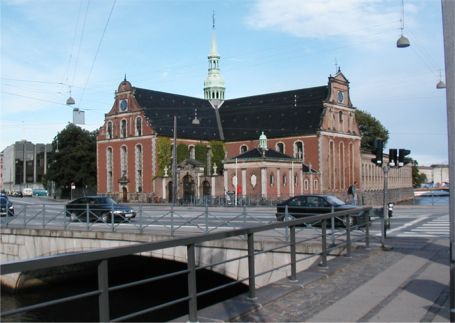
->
[[204, 11, 225, 101]]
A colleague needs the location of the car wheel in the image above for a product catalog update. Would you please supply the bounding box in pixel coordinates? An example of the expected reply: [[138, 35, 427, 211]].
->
[[101, 213, 110, 223], [70, 213, 78, 222]]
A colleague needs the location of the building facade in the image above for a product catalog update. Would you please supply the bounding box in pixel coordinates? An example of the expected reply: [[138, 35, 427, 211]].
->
[[96, 24, 411, 204], [1, 141, 52, 193]]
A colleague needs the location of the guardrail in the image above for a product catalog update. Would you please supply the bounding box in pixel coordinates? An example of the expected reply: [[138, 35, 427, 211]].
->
[[1, 207, 372, 322]]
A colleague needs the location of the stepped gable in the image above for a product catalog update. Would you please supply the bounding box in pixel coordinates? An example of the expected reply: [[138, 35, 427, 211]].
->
[[134, 88, 220, 140], [220, 86, 329, 141]]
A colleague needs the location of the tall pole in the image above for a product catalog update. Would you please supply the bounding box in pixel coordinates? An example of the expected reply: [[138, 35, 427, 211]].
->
[[381, 165, 389, 248], [441, 1, 454, 320], [172, 116, 177, 206]]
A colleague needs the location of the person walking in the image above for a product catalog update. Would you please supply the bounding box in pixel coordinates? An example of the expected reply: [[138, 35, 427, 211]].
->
[[348, 181, 358, 205]]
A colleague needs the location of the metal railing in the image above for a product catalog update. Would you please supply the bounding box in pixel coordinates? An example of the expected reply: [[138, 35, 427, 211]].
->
[[1, 207, 372, 322]]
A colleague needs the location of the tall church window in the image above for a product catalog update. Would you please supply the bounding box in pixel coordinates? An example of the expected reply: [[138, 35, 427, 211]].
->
[[294, 141, 304, 160], [135, 145, 143, 192], [121, 146, 127, 176], [106, 121, 113, 139], [276, 142, 284, 154], [106, 148, 113, 192], [121, 119, 127, 138], [189, 145, 195, 159], [135, 117, 142, 136]]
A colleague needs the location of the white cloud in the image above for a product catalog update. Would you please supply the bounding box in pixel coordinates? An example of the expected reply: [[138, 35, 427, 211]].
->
[[245, 0, 415, 46]]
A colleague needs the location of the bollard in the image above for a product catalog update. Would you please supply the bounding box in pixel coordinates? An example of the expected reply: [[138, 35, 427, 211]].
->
[[345, 215, 351, 258]]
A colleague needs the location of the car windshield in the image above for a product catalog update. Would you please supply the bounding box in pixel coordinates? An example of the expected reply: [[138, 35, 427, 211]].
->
[[325, 195, 346, 206], [95, 197, 117, 205]]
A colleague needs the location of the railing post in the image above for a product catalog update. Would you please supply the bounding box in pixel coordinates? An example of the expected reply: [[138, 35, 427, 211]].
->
[[86, 204, 90, 231], [42, 204, 46, 228], [242, 204, 247, 226], [111, 203, 114, 232], [170, 204, 175, 237], [247, 232, 256, 300], [330, 206, 335, 246], [97, 259, 110, 322], [289, 225, 298, 282], [320, 219, 328, 267], [365, 210, 370, 249], [285, 205, 289, 242], [187, 243, 198, 322], [23, 204, 27, 227], [205, 203, 209, 233], [139, 205, 144, 234], [346, 214, 351, 258]]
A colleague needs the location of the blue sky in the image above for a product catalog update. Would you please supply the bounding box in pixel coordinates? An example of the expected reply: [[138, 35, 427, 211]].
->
[[0, 0, 448, 166]]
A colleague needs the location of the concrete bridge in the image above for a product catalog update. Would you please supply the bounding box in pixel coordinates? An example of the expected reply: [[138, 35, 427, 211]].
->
[[0, 226, 331, 291]]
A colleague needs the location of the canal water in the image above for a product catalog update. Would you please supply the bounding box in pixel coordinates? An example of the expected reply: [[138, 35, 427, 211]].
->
[[400, 192, 449, 206], [1, 255, 248, 322]]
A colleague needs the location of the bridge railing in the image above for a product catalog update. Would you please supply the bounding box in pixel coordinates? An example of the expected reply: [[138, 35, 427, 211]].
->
[[0, 203, 378, 241], [1, 206, 372, 322]]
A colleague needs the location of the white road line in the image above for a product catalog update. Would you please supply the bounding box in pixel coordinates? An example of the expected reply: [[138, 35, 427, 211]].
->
[[386, 214, 432, 234]]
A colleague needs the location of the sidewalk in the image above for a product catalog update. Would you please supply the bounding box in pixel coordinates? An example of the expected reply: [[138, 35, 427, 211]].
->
[[196, 237, 450, 322]]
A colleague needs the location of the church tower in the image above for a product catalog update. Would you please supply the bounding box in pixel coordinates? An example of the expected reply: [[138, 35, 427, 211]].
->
[[204, 13, 225, 101]]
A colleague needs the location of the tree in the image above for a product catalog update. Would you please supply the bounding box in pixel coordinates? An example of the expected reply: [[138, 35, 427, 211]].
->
[[411, 160, 427, 188], [355, 109, 389, 152], [46, 124, 97, 196]]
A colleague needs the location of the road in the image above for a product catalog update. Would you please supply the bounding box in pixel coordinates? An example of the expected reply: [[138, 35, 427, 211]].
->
[[2, 197, 449, 240]]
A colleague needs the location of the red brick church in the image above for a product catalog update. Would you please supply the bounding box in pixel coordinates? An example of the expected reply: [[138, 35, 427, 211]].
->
[[96, 25, 362, 204]]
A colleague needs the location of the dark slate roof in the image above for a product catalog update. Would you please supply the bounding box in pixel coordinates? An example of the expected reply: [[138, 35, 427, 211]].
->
[[231, 148, 296, 161], [226, 148, 317, 172], [220, 86, 329, 141], [133, 85, 328, 142], [134, 88, 221, 140]]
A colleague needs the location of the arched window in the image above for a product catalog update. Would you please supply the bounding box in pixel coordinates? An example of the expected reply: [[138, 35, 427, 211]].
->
[[276, 142, 284, 154], [240, 145, 248, 153], [189, 145, 195, 159], [120, 146, 127, 176], [294, 141, 304, 160], [135, 117, 142, 136], [135, 145, 143, 192], [106, 148, 113, 192], [106, 121, 113, 139], [283, 175, 287, 186], [121, 119, 127, 138]]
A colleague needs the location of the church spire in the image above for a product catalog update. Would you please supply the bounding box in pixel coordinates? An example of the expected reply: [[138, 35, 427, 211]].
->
[[204, 11, 225, 101]]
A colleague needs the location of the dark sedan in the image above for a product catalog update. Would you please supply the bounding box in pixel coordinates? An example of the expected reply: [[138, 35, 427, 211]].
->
[[65, 196, 136, 223], [0, 196, 15, 217], [276, 194, 364, 226]]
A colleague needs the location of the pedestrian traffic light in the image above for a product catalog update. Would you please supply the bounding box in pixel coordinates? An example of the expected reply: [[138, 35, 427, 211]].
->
[[388, 149, 397, 167], [371, 139, 383, 166], [398, 149, 411, 166]]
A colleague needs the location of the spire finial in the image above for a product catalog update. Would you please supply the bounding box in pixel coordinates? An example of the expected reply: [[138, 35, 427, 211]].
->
[[124, 74, 127, 81], [212, 10, 215, 29]]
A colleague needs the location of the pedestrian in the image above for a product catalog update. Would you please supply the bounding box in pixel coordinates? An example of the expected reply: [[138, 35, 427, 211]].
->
[[348, 181, 358, 205]]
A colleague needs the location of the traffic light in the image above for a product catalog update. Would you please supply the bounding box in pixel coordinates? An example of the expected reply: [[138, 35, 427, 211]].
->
[[371, 139, 383, 166], [398, 149, 411, 166], [388, 149, 397, 167]]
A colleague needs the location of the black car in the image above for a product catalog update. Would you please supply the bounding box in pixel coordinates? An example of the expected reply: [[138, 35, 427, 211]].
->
[[65, 196, 136, 223], [0, 196, 15, 217], [276, 194, 364, 226]]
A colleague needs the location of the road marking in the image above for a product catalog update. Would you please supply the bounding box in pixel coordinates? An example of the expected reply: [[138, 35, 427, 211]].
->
[[386, 214, 431, 234]]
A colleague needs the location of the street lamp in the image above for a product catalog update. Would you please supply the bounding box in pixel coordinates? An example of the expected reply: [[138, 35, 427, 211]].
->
[[396, 0, 410, 48], [171, 113, 201, 205]]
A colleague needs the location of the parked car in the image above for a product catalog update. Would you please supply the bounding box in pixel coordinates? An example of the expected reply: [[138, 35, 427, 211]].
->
[[0, 196, 15, 217], [276, 194, 366, 227], [22, 188, 33, 197], [32, 189, 48, 197], [65, 196, 136, 223], [12, 191, 23, 197]]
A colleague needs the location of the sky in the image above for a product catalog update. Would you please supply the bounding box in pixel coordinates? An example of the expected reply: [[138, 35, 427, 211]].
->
[[0, 0, 449, 166]]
